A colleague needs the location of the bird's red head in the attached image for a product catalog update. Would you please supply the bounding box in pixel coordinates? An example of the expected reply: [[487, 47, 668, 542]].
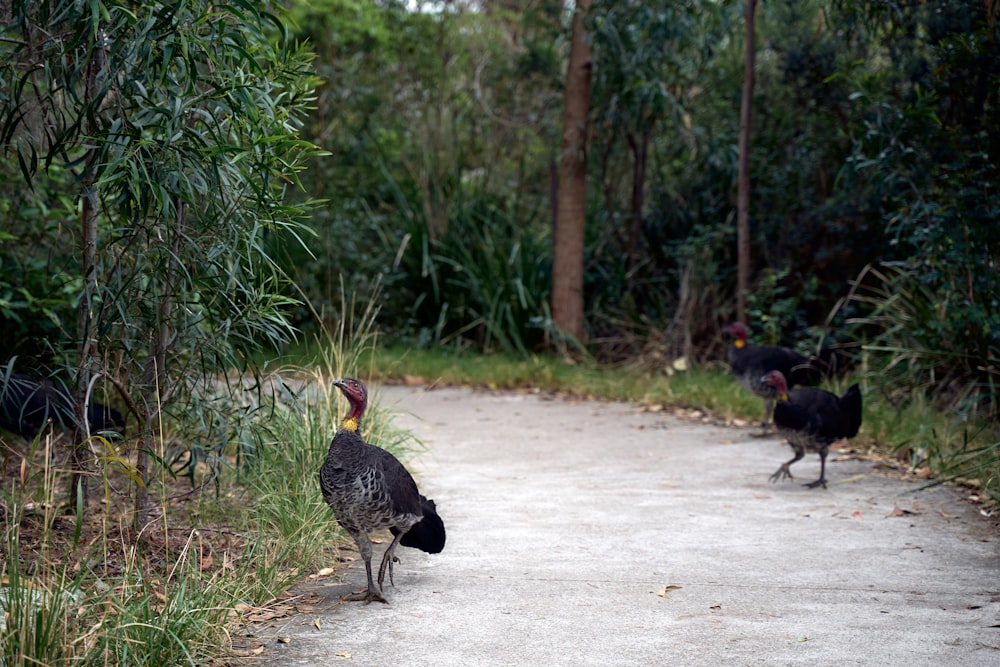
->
[[333, 377, 368, 432], [725, 321, 749, 348], [762, 370, 789, 400]]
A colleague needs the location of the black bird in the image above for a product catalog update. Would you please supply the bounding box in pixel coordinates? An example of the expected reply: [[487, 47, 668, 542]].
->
[[763, 370, 863, 489], [725, 321, 819, 432], [319, 378, 445, 603], [0, 372, 124, 439]]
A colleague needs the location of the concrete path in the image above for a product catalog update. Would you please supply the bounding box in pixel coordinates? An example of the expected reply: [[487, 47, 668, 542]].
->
[[245, 384, 1000, 666]]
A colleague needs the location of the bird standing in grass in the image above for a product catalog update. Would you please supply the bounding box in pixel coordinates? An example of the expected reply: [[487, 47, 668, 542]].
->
[[319, 377, 445, 604], [725, 322, 819, 433], [0, 372, 124, 439], [763, 370, 863, 489]]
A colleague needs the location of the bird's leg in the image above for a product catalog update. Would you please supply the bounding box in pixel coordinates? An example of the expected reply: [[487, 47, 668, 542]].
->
[[377, 531, 406, 589], [762, 397, 774, 431], [750, 398, 775, 437], [770, 447, 804, 484], [340, 533, 388, 604], [803, 447, 828, 489]]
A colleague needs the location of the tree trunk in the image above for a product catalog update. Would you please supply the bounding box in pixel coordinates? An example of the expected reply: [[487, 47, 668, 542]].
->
[[69, 32, 107, 505], [626, 129, 650, 296], [736, 0, 757, 323], [134, 204, 183, 534], [552, 0, 592, 345]]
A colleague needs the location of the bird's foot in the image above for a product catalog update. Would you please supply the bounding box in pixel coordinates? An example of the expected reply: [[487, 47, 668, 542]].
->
[[340, 586, 388, 605], [377, 555, 402, 589], [769, 465, 793, 484], [803, 478, 827, 489]]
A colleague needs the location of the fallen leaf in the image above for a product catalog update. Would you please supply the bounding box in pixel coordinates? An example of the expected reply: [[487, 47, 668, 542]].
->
[[252, 645, 265, 656], [336, 651, 352, 658], [852, 511, 862, 518], [656, 584, 683, 598], [248, 610, 287, 623], [316, 567, 335, 577], [313, 618, 321, 630], [939, 511, 959, 519], [886, 504, 916, 518], [277, 636, 291, 644]]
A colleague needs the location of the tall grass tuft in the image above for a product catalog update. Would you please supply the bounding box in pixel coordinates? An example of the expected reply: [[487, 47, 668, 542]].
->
[[1, 520, 78, 666], [831, 263, 999, 500]]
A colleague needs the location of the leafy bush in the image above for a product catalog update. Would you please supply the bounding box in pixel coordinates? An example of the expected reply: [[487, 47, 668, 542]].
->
[[380, 183, 552, 354]]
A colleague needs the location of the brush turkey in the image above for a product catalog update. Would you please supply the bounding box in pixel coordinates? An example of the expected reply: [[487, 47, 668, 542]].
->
[[319, 378, 445, 604], [0, 372, 124, 439], [763, 370, 862, 489], [725, 322, 819, 431]]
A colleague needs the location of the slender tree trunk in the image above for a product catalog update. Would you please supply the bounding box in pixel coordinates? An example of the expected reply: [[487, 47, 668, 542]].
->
[[552, 0, 592, 345], [737, 0, 757, 323], [70, 33, 107, 505], [134, 204, 183, 534], [626, 129, 650, 296]]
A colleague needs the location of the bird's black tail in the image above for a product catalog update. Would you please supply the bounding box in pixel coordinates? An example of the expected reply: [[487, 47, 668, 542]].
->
[[394, 495, 446, 554], [839, 383, 863, 439]]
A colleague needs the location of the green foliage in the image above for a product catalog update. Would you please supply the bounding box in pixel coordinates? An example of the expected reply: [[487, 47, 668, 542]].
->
[[379, 184, 553, 354], [826, 1, 1000, 421], [846, 265, 999, 417], [587, 0, 739, 328], [282, 0, 562, 347], [0, 0, 324, 515], [1, 529, 77, 666], [744, 267, 819, 350], [0, 165, 81, 365]]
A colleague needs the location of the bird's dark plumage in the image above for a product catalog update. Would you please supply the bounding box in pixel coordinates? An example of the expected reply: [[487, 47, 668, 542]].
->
[[725, 322, 819, 431], [392, 495, 446, 553], [319, 378, 445, 603], [763, 370, 863, 489], [0, 372, 124, 439]]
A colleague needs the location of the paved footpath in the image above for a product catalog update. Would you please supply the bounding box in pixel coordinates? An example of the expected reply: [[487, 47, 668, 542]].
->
[[245, 384, 1000, 666]]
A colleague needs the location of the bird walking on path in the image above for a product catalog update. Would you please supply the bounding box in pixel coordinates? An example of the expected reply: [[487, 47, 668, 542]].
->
[[763, 370, 863, 489], [319, 378, 445, 604], [725, 322, 819, 434]]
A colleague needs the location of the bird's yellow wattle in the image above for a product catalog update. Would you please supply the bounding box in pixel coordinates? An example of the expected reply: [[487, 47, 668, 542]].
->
[[735, 339, 746, 349], [341, 416, 360, 432]]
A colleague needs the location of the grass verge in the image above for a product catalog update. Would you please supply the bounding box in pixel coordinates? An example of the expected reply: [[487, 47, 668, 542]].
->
[[0, 289, 421, 664]]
